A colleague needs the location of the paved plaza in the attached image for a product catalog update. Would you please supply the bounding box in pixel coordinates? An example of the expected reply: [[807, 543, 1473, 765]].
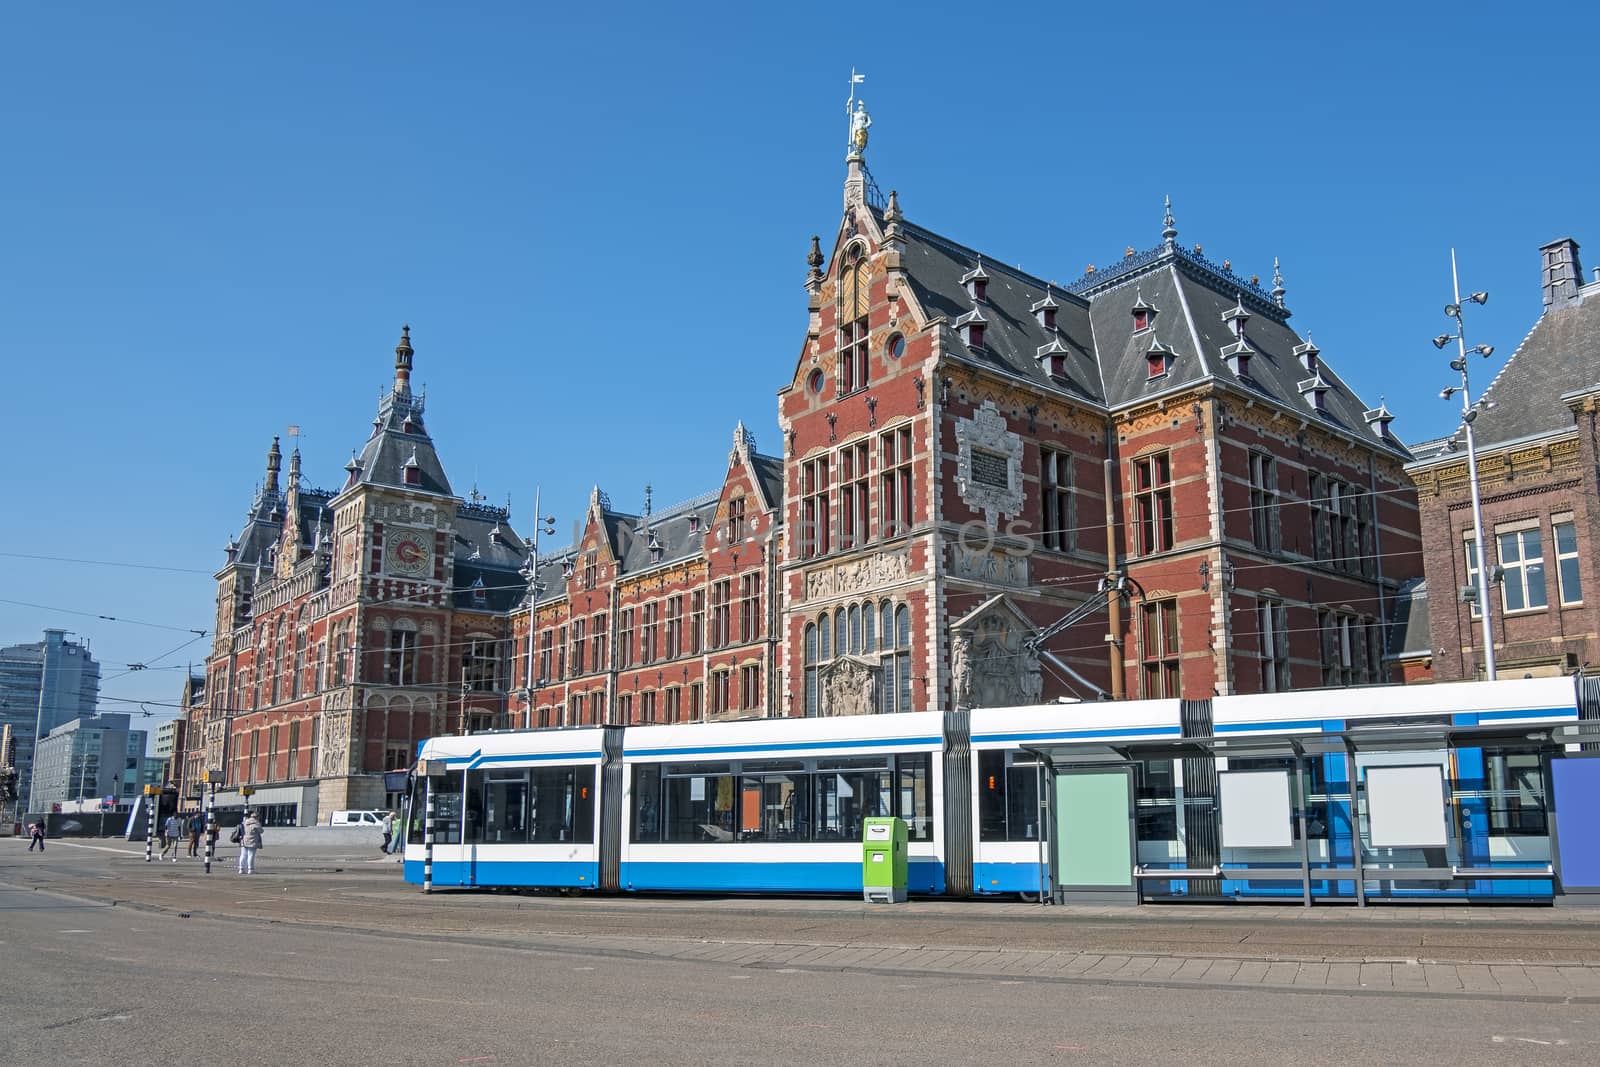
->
[[4, 838, 1600, 1063]]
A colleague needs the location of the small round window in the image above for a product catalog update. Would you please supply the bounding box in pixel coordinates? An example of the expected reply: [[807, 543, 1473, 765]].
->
[[887, 333, 906, 359], [807, 369, 825, 394]]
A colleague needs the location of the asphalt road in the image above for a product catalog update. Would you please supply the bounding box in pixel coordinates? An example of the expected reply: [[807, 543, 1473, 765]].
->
[[4, 841, 1600, 1064]]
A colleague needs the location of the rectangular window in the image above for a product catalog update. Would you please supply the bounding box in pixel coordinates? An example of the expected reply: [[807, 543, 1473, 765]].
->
[[739, 573, 761, 644], [978, 749, 1044, 842], [591, 614, 607, 673], [641, 602, 659, 664], [1041, 448, 1075, 552], [387, 630, 416, 686], [617, 609, 634, 669], [588, 691, 603, 726], [1463, 537, 1483, 619], [839, 317, 869, 395], [567, 694, 581, 726], [840, 441, 870, 549], [1140, 598, 1180, 698], [1309, 474, 1330, 562], [665, 595, 683, 659], [665, 687, 681, 724], [1258, 599, 1289, 693], [740, 664, 761, 711], [538, 630, 554, 682], [690, 590, 705, 655], [582, 550, 597, 591], [802, 457, 831, 558], [1134, 453, 1174, 555], [690, 682, 704, 723], [1556, 520, 1583, 605], [641, 690, 657, 724], [1249, 451, 1280, 552], [726, 497, 745, 543], [1499, 527, 1548, 612], [880, 426, 913, 539], [556, 626, 566, 680], [618, 694, 632, 725], [465, 636, 500, 692], [711, 670, 731, 716], [711, 580, 732, 650]]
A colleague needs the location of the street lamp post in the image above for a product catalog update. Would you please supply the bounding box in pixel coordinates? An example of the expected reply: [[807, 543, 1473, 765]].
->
[[518, 489, 556, 729], [1435, 249, 1500, 680]]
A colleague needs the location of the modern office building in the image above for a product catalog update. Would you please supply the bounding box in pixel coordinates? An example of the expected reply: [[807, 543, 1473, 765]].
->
[[28, 713, 145, 813], [1, 630, 101, 812]]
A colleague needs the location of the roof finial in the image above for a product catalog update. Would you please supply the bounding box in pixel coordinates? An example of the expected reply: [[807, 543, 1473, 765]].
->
[[1270, 257, 1286, 308], [264, 436, 282, 495], [644, 483, 653, 517], [1162, 195, 1178, 247], [394, 324, 414, 395], [806, 234, 824, 293]]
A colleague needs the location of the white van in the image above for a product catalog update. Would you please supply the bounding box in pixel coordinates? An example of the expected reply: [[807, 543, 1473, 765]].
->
[[330, 810, 385, 826]]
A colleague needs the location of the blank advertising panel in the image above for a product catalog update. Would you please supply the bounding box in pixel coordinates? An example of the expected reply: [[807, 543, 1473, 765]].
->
[[1367, 765, 1447, 848], [1220, 771, 1292, 848]]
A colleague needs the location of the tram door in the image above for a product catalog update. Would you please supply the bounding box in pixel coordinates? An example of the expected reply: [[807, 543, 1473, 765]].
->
[[1052, 768, 1138, 904]]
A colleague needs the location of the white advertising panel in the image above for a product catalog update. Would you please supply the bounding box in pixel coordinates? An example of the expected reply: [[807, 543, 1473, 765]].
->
[[1220, 770, 1293, 848], [1367, 765, 1448, 848]]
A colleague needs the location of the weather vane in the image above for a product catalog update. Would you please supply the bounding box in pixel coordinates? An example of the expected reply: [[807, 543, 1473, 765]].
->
[[846, 69, 870, 161]]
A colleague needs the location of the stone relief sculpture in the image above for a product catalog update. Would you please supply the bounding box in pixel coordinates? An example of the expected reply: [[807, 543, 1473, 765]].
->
[[954, 401, 1025, 526], [821, 657, 879, 717], [949, 595, 1044, 709]]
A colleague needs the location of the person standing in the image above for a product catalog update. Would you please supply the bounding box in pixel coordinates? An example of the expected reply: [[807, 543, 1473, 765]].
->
[[161, 813, 182, 861], [380, 810, 394, 855], [236, 812, 263, 875], [27, 821, 45, 851], [187, 812, 203, 857]]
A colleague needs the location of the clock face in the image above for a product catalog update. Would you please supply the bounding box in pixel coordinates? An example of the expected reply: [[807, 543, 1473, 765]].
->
[[387, 529, 432, 578], [338, 531, 358, 577]]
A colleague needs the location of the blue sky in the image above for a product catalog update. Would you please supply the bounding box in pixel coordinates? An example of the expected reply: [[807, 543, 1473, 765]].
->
[[2, 2, 1594, 729]]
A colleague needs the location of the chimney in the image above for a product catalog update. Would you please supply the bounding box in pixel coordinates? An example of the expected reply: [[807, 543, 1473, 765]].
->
[[1541, 238, 1584, 310]]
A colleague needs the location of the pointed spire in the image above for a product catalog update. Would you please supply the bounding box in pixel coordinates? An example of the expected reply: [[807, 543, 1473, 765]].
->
[[884, 188, 902, 225], [1162, 195, 1178, 248], [287, 446, 301, 486], [644, 483, 653, 517], [1270, 257, 1286, 308], [393, 324, 414, 395], [805, 235, 824, 293], [264, 436, 282, 495]]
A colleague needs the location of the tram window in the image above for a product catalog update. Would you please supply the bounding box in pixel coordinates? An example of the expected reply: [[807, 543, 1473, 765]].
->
[[407, 775, 427, 844], [738, 770, 810, 842], [978, 751, 1041, 841], [815, 765, 892, 841], [431, 771, 464, 844], [1482, 750, 1547, 836], [896, 753, 933, 842], [663, 772, 737, 842], [1135, 760, 1178, 841], [528, 765, 594, 844], [480, 771, 529, 844], [632, 765, 662, 843]]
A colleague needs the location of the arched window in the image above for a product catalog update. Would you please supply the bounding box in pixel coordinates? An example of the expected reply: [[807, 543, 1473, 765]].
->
[[862, 606, 876, 654], [818, 611, 831, 662], [837, 244, 870, 394], [875, 603, 913, 714], [835, 612, 847, 660], [847, 604, 861, 654], [804, 623, 819, 717]]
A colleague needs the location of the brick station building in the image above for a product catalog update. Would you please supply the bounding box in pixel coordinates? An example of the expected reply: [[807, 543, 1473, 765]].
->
[[192, 126, 1424, 816], [1405, 236, 1600, 682], [506, 139, 1422, 726]]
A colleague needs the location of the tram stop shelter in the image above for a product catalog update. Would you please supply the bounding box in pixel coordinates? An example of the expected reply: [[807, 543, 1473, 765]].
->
[[1019, 716, 1600, 907]]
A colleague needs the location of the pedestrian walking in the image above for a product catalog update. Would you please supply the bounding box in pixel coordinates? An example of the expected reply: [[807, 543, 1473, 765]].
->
[[236, 812, 264, 875], [27, 821, 45, 852], [187, 812, 204, 857], [380, 810, 394, 854], [161, 813, 181, 860]]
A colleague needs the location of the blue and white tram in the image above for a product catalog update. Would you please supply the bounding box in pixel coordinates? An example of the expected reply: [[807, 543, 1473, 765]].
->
[[403, 728, 607, 889], [619, 712, 944, 893]]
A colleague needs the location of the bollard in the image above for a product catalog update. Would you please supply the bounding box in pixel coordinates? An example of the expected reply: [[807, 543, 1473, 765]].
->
[[203, 781, 216, 875], [423, 774, 435, 894], [144, 789, 156, 863]]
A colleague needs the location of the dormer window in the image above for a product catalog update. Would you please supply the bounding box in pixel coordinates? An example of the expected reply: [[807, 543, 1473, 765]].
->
[[1146, 339, 1175, 380], [1030, 292, 1059, 331], [1364, 402, 1395, 440], [561, 560, 575, 580], [648, 532, 663, 565], [955, 308, 987, 349], [1131, 290, 1156, 333], [1220, 339, 1253, 379], [1036, 339, 1070, 380], [688, 513, 700, 534], [1293, 338, 1320, 372], [470, 575, 487, 606], [961, 263, 989, 303], [1299, 373, 1330, 413], [1221, 296, 1250, 340], [403, 446, 421, 486]]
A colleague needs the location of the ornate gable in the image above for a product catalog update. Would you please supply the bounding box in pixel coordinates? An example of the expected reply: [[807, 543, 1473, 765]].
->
[[949, 594, 1043, 709]]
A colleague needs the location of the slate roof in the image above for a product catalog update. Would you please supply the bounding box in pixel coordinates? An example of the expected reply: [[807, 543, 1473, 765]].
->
[[1447, 277, 1600, 450], [1386, 577, 1431, 660], [895, 215, 1408, 455], [351, 389, 454, 496], [452, 504, 528, 613]]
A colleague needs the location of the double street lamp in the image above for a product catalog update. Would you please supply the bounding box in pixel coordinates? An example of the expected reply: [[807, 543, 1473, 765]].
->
[[1433, 249, 1499, 680]]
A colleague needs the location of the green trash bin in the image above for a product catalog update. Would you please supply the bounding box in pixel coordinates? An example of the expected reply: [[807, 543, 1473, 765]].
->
[[863, 816, 908, 903]]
